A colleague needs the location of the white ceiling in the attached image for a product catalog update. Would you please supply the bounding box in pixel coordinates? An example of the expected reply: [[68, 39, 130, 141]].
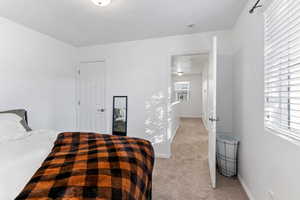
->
[[0, 0, 247, 47], [172, 54, 209, 75]]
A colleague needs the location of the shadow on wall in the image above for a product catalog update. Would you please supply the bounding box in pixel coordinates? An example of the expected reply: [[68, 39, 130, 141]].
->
[[145, 92, 168, 145]]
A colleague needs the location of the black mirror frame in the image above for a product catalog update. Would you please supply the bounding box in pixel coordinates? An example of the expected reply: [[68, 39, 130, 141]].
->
[[112, 96, 128, 136]]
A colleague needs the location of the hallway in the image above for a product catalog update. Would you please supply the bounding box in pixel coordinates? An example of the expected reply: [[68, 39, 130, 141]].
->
[[153, 118, 248, 200]]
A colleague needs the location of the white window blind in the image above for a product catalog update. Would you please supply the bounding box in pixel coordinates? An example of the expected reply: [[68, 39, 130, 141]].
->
[[264, 0, 300, 140], [174, 82, 190, 102], [174, 81, 190, 91]]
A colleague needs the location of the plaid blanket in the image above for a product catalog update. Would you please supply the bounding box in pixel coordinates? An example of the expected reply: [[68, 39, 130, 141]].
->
[[16, 132, 154, 200]]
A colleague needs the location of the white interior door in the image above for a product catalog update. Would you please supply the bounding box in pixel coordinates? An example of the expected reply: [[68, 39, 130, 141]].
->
[[77, 61, 106, 133], [208, 36, 218, 188]]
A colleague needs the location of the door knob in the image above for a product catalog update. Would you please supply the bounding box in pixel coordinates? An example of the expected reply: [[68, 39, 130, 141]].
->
[[97, 109, 105, 112], [209, 117, 220, 122]]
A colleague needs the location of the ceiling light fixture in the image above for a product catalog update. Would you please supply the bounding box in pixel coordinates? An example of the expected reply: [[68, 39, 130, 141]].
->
[[91, 0, 111, 7], [177, 72, 184, 76]]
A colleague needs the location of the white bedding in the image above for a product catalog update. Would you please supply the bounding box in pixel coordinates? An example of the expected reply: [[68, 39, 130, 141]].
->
[[0, 129, 61, 200]]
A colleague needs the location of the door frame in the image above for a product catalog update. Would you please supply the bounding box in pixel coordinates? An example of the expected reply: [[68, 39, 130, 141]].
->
[[76, 60, 108, 133], [167, 46, 217, 188], [167, 50, 210, 149]]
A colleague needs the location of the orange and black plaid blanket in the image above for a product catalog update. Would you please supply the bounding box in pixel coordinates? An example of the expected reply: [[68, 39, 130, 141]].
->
[[16, 132, 154, 200]]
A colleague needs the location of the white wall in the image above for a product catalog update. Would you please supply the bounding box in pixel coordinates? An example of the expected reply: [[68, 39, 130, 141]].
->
[[78, 31, 233, 157], [217, 53, 233, 134], [0, 17, 76, 131], [173, 74, 203, 118], [232, 1, 300, 199], [0, 15, 233, 157], [0, 16, 233, 158]]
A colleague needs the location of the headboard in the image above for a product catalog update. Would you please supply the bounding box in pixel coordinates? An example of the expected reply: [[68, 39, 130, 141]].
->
[[24, 110, 28, 124], [0, 109, 31, 131]]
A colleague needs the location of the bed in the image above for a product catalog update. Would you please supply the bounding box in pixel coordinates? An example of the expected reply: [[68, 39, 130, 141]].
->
[[0, 110, 154, 200]]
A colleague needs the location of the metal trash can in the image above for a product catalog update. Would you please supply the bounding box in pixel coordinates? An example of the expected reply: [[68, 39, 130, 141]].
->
[[216, 135, 239, 177]]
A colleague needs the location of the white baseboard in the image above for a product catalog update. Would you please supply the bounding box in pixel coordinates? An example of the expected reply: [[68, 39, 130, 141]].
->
[[203, 121, 208, 131], [238, 174, 255, 200], [180, 115, 202, 118], [170, 124, 180, 143], [156, 153, 171, 159]]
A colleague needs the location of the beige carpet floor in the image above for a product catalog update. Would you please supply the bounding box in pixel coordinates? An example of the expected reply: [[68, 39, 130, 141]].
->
[[152, 118, 248, 200]]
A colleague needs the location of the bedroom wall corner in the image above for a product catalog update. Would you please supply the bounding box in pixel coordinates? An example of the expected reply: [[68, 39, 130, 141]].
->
[[0, 17, 77, 131]]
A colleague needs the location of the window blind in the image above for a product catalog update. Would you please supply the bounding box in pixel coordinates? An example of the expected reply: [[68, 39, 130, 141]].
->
[[174, 82, 190, 91], [174, 82, 190, 103], [264, 0, 300, 140]]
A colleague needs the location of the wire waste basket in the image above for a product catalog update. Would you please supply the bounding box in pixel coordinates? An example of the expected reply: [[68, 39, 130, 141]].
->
[[216, 135, 239, 177]]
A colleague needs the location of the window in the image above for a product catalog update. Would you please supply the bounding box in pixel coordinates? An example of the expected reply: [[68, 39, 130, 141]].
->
[[264, 0, 300, 141], [174, 81, 190, 102]]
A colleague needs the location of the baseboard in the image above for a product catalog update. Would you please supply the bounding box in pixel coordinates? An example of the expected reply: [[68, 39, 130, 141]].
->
[[238, 174, 255, 200], [170, 124, 179, 143], [180, 115, 202, 118], [203, 121, 208, 131], [156, 153, 171, 159]]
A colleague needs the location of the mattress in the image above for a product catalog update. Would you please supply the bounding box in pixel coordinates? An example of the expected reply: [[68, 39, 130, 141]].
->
[[0, 129, 60, 200]]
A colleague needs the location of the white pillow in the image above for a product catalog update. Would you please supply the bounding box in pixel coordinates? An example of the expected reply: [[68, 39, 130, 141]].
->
[[0, 114, 28, 143], [0, 113, 23, 122]]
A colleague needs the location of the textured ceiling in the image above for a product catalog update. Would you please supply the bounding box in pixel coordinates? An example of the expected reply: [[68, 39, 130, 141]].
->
[[0, 0, 247, 46]]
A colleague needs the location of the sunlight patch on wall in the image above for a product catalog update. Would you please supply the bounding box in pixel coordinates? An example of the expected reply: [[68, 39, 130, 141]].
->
[[145, 92, 168, 145]]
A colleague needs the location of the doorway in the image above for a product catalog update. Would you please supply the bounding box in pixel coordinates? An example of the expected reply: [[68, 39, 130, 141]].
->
[[168, 37, 218, 188], [76, 61, 107, 133], [171, 54, 207, 119]]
